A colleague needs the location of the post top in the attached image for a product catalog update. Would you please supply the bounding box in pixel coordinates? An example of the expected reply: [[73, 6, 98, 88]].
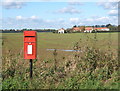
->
[[24, 31, 36, 36]]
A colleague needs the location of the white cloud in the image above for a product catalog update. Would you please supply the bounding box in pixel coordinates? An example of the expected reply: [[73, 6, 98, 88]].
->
[[97, 2, 118, 9], [88, 16, 117, 25], [86, 18, 94, 22], [16, 15, 39, 20], [69, 18, 80, 23], [16, 15, 24, 20], [107, 0, 118, 2], [2, 0, 25, 9], [30, 16, 38, 20], [57, 6, 81, 14], [108, 10, 118, 16], [95, 16, 109, 21], [2, 16, 69, 29], [44, 19, 54, 23], [69, 16, 117, 26], [110, 0, 118, 1], [2, 15, 118, 29], [85, 16, 113, 24], [97, 2, 118, 17], [69, 2, 83, 5]]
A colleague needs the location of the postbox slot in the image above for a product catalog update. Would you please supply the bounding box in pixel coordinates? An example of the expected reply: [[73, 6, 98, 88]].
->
[[25, 36, 35, 37]]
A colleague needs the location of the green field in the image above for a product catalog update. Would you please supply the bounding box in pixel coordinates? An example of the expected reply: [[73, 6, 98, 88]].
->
[[2, 32, 119, 89], [2, 32, 118, 60]]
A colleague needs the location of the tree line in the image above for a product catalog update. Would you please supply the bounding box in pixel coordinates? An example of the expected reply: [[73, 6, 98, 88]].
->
[[1, 24, 119, 32]]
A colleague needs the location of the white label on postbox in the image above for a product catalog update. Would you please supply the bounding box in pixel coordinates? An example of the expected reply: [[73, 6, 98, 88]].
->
[[27, 45, 32, 54]]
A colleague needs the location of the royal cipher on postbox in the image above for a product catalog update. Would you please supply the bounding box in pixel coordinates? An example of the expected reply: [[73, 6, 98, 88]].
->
[[24, 31, 37, 59]]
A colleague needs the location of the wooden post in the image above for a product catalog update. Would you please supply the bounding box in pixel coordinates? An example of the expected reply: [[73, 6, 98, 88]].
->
[[30, 59, 33, 78]]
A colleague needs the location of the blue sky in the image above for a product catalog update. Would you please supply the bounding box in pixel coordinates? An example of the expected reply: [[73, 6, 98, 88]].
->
[[1, 1, 118, 29]]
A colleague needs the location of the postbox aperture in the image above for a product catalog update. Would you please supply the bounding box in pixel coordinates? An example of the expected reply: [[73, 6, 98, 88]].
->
[[24, 31, 37, 59]]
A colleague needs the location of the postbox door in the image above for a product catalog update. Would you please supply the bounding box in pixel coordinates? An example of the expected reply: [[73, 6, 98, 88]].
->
[[24, 42, 36, 59]]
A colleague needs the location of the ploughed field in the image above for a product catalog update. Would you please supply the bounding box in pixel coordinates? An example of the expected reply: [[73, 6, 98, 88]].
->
[[2, 32, 118, 61]]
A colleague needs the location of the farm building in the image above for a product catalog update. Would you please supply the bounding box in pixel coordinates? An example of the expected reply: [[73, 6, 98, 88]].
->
[[58, 28, 65, 34], [94, 27, 109, 31], [84, 27, 94, 33], [72, 27, 81, 32], [72, 26, 85, 32], [69, 26, 110, 33], [84, 27, 109, 33]]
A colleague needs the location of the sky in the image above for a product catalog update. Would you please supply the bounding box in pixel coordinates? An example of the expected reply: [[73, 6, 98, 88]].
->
[[1, 0, 118, 29]]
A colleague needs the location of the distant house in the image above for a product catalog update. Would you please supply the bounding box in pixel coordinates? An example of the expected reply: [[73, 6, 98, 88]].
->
[[84, 27, 94, 33], [58, 28, 65, 34], [84, 27, 109, 33], [70, 26, 110, 33], [72, 27, 81, 32], [94, 27, 109, 31], [72, 26, 85, 32]]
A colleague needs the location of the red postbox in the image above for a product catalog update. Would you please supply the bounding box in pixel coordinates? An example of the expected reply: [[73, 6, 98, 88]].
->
[[24, 31, 37, 59]]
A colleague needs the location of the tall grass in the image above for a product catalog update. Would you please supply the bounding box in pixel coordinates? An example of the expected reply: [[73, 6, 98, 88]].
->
[[2, 33, 119, 89]]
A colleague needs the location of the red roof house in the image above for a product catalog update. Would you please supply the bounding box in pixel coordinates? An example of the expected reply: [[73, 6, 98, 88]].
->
[[72, 27, 81, 32], [84, 27, 94, 33], [94, 27, 109, 31]]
